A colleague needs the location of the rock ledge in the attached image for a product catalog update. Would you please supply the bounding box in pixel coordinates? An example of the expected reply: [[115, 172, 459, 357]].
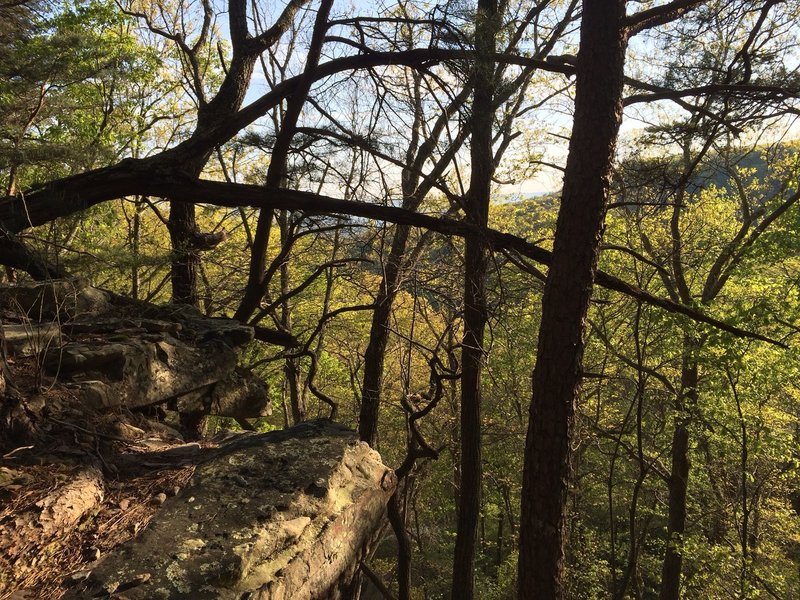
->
[[72, 421, 396, 600]]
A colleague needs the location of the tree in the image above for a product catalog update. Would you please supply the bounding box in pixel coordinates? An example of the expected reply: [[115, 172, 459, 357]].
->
[[1, 0, 798, 597], [518, 1, 630, 595], [451, 0, 497, 594], [519, 0, 799, 596]]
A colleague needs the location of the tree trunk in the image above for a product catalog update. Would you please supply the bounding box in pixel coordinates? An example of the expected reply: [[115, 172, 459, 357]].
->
[[235, 0, 333, 323], [659, 337, 698, 600], [495, 511, 504, 575], [0, 322, 8, 402], [130, 197, 142, 299], [168, 200, 200, 305], [451, 0, 496, 596], [518, 1, 627, 597], [279, 211, 306, 423], [453, 231, 489, 600], [168, 54, 258, 308], [616, 313, 648, 600], [388, 490, 412, 600], [358, 224, 412, 445]]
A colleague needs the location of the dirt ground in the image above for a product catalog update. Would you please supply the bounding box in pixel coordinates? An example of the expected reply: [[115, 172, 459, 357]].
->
[[1, 355, 203, 599]]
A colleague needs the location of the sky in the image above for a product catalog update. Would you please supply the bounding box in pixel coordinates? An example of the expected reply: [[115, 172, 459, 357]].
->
[[221, 0, 800, 198]]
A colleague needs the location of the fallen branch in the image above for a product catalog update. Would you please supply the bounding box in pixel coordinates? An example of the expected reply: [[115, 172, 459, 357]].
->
[[0, 465, 105, 588]]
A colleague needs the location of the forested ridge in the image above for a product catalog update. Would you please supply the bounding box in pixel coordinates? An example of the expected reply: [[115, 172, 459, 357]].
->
[[1, 0, 799, 598]]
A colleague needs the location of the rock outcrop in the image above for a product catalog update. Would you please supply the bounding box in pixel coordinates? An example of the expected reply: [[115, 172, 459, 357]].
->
[[1, 283, 395, 599], [0, 279, 271, 424], [69, 421, 396, 600]]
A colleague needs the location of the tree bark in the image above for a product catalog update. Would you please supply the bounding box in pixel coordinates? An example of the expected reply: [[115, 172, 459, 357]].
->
[[168, 200, 200, 305], [518, 2, 627, 597], [158, 0, 297, 307], [659, 336, 697, 600], [388, 490, 412, 600], [0, 166, 776, 345], [358, 224, 412, 445], [451, 0, 496, 596], [278, 211, 306, 424]]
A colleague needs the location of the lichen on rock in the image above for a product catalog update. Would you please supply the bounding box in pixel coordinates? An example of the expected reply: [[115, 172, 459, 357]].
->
[[71, 420, 396, 600], [1, 280, 272, 423]]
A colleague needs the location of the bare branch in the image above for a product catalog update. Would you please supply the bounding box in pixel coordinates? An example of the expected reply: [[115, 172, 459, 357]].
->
[[249, 0, 310, 52], [624, 0, 707, 36]]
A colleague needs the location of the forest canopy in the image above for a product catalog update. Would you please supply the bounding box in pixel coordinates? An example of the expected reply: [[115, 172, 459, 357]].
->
[[1, 0, 799, 598]]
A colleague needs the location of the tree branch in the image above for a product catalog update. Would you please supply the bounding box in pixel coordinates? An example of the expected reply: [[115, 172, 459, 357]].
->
[[0, 171, 788, 347], [624, 0, 707, 36]]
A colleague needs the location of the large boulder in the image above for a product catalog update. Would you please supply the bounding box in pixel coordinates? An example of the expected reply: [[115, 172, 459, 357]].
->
[[2, 322, 61, 357], [72, 421, 396, 600], [42, 334, 238, 409], [176, 366, 272, 419]]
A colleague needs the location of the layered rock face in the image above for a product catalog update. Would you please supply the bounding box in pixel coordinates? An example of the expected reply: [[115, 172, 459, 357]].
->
[[0, 279, 271, 422], [1, 281, 395, 599], [70, 421, 396, 600]]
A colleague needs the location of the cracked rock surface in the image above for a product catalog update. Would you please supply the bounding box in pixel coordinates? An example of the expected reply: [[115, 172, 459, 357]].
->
[[0, 279, 270, 420], [71, 421, 396, 600]]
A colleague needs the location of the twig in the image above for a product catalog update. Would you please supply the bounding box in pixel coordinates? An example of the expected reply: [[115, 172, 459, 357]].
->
[[360, 562, 398, 600], [2, 445, 35, 459]]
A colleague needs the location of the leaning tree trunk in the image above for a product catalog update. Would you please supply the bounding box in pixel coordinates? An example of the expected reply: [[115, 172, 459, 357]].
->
[[358, 223, 413, 445], [358, 74, 463, 446], [235, 0, 333, 323], [518, 1, 628, 597]]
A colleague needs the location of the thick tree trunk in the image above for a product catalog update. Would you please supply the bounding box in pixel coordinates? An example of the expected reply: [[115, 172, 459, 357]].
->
[[518, 2, 627, 597], [659, 337, 698, 600], [168, 200, 200, 306], [453, 231, 489, 600], [0, 150, 769, 346], [170, 84, 257, 308], [162, 2, 267, 308], [285, 358, 305, 423]]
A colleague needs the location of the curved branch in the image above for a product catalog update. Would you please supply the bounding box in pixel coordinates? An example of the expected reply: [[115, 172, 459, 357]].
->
[[0, 172, 787, 347], [624, 0, 707, 37]]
